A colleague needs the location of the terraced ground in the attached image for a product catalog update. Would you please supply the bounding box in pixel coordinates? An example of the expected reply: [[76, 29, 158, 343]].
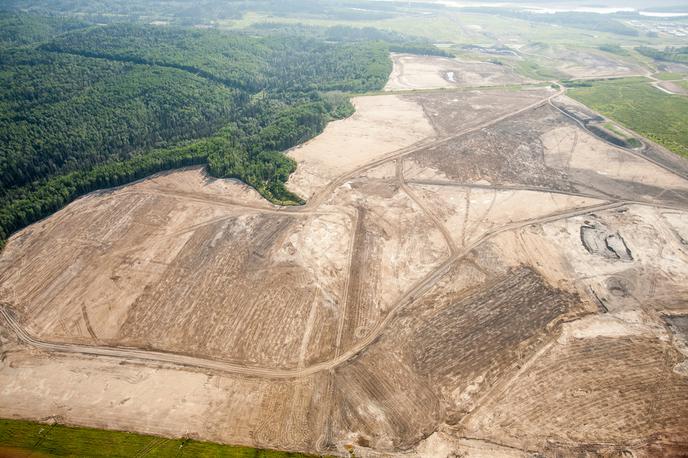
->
[[1, 54, 688, 457]]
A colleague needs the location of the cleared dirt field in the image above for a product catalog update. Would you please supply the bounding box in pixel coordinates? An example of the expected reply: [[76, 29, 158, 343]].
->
[[0, 168, 354, 369], [407, 184, 605, 248], [463, 323, 688, 452], [405, 102, 688, 208], [521, 44, 646, 79], [286, 94, 434, 200], [406, 88, 552, 137], [1, 54, 688, 457], [385, 53, 528, 91]]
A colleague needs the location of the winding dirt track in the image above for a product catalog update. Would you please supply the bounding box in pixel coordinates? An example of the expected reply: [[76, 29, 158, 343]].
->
[[0, 200, 630, 380], [3, 86, 688, 381]]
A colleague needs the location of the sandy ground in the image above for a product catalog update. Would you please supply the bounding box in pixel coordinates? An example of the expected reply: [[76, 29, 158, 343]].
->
[[1, 54, 688, 457], [0, 347, 331, 452], [406, 88, 552, 138], [0, 167, 354, 368], [542, 124, 688, 192], [385, 53, 456, 91], [408, 184, 605, 248], [286, 95, 434, 199], [384, 53, 527, 91]]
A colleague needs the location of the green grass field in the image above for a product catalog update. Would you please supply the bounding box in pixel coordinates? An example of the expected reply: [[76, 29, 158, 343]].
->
[[511, 58, 566, 81], [654, 72, 687, 81], [0, 419, 326, 458], [228, 11, 679, 49], [567, 79, 688, 157]]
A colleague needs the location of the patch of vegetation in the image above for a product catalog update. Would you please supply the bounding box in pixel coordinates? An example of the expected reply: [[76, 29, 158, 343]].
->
[[598, 44, 628, 56], [0, 11, 89, 46], [41, 24, 392, 92], [0, 47, 239, 192], [654, 72, 686, 81], [562, 76, 651, 88], [602, 122, 641, 147], [0, 418, 327, 457], [562, 79, 592, 88], [568, 78, 688, 157], [512, 59, 565, 81], [248, 23, 453, 57], [636, 46, 688, 64], [626, 138, 642, 148], [604, 122, 628, 137]]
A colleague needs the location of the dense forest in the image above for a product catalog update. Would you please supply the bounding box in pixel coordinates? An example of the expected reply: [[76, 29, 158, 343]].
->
[[0, 12, 89, 44], [1, 0, 446, 24], [0, 11, 449, 248], [0, 48, 239, 191]]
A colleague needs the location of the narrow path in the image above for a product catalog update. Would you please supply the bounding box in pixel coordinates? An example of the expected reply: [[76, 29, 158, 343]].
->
[[119, 189, 325, 216], [333, 208, 362, 358], [652, 81, 677, 95], [396, 159, 458, 255], [403, 179, 688, 210]]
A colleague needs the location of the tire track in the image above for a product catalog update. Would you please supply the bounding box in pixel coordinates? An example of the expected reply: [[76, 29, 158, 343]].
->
[[334, 208, 363, 358], [396, 159, 458, 255], [0, 201, 628, 380]]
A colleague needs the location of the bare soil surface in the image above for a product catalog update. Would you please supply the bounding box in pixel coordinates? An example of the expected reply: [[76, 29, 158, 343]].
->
[[1, 54, 688, 458], [521, 44, 646, 79], [405, 89, 552, 137], [286, 94, 434, 200], [384, 53, 528, 91]]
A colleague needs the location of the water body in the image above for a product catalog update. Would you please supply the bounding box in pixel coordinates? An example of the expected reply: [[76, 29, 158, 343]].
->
[[426, 1, 688, 17]]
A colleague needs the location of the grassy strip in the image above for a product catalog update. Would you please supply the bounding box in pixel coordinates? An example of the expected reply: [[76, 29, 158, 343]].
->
[[562, 76, 651, 87], [654, 72, 686, 81], [567, 79, 688, 157], [602, 122, 641, 147], [603, 122, 631, 139], [511, 59, 566, 81], [602, 122, 642, 148], [0, 418, 326, 457]]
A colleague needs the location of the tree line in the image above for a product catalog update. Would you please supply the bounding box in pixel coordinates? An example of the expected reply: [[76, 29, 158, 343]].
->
[[0, 15, 399, 248], [636, 46, 688, 64]]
